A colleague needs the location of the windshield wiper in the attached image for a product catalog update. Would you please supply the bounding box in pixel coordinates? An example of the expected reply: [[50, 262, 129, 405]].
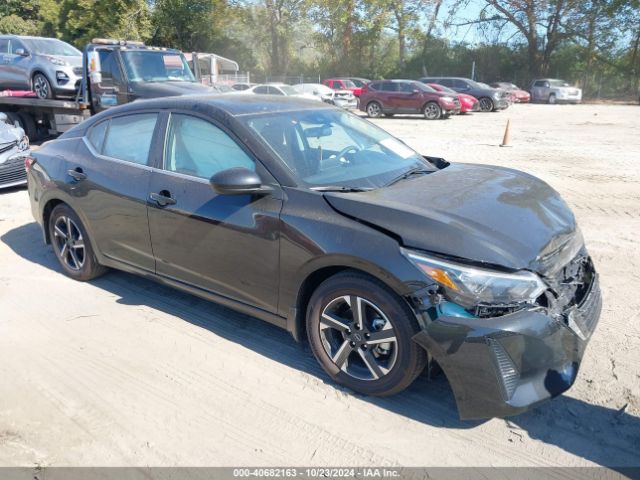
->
[[310, 186, 374, 192], [385, 167, 433, 187]]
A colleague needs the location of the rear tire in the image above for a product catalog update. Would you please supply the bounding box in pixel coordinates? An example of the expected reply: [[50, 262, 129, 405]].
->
[[16, 112, 38, 141], [366, 102, 382, 118], [306, 271, 427, 397], [48, 204, 107, 281]]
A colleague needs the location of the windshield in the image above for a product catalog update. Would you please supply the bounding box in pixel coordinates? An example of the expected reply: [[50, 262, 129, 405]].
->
[[550, 79, 570, 87], [25, 38, 80, 56], [243, 109, 433, 189], [121, 51, 195, 82], [437, 85, 456, 94], [279, 85, 297, 95], [415, 82, 435, 92]]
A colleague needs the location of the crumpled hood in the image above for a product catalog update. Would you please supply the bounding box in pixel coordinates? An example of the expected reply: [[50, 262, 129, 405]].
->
[[324, 163, 578, 273], [131, 81, 215, 98]]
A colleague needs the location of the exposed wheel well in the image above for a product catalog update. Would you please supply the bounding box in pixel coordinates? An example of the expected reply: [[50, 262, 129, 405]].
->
[[42, 199, 66, 244], [292, 266, 409, 343]]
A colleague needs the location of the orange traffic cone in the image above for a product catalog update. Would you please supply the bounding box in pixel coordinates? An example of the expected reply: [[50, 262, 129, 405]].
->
[[500, 119, 512, 147]]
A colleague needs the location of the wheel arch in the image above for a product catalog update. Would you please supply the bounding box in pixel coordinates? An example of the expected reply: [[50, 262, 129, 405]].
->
[[287, 256, 414, 343], [42, 198, 66, 244]]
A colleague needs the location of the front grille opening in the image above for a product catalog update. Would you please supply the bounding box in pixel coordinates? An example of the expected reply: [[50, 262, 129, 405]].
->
[[474, 303, 527, 318]]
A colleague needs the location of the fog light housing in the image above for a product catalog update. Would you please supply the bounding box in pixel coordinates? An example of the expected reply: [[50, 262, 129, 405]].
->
[[56, 71, 69, 83], [487, 337, 519, 400]]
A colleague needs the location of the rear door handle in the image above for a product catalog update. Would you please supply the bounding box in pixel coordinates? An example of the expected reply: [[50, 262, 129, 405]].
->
[[150, 191, 177, 206], [68, 168, 87, 181]]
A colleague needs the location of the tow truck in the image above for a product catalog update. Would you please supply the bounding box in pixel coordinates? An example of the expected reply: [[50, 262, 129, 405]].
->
[[0, 39, 212, 141]]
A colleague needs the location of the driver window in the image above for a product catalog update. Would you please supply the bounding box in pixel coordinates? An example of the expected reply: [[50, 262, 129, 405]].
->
[[98, 50, 124, 87], [165, 114, 254, 179]]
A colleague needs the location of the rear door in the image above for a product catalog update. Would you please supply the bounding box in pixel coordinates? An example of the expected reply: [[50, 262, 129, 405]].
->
[[531, 80, 549, 101], [147, 112, 283, 312], [5, 39, 30, 89], [71, 112, 160, 271]]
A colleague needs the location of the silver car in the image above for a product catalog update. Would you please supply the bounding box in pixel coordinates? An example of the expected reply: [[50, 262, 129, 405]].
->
[[0, 35, 83, 99], [0, 113, 30, 189], [530, 78, 582, 104], [293, 83, 358, 109]]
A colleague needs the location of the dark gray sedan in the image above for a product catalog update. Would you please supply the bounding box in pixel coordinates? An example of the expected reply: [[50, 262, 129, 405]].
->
[[27, 95, 601, 419]]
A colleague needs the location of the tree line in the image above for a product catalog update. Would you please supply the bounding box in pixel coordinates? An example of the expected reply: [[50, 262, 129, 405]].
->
[[1, 0, 639, 99]]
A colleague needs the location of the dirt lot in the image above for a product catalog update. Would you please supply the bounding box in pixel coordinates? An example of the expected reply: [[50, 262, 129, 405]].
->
[[0, 104, 638, 469]]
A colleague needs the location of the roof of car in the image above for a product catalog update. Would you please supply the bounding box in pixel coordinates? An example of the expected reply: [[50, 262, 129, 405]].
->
[[420, 77, 472, 81], [89, 94, 332, 119]]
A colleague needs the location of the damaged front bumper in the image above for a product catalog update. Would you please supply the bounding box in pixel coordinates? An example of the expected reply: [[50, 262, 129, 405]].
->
[[411, 274, 602, 420]]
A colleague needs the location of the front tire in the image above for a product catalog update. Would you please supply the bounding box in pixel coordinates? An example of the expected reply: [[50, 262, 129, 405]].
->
[[479, 97, 494, 112], [423, 102, 441, 120], [548, 93, 557, 104], [306, 271, 427, 396], [366, 102, 382, 118], [33, 73, 53, 99], [49, 204, 107, 281]]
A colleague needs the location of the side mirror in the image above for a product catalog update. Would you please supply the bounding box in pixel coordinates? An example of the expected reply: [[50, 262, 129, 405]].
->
[[210, 167, 265, 195], [412, 89, 420, 94], [15, 49, 29, 57]]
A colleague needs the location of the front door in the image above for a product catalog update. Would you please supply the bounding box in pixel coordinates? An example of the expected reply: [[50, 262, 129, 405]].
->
[[147, 112, 283, 313], [90, 48, 130, 112], [394, 82, 421, 112]]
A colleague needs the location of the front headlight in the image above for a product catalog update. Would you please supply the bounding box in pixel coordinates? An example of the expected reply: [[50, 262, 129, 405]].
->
[[441, 96, 454, 102], [47, 56, 68, 66], [402, 249, 547, 310], [18, 135, 30, 152]]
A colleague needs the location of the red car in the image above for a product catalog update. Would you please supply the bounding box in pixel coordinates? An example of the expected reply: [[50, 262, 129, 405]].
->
[[359, 79, 460, 120], [427, 83, 479, 113], [490, 82, 531, 103], [324, 78, 362, 97]]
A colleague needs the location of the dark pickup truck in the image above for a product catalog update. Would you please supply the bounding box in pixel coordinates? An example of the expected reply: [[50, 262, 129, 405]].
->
[[0, 39, 213, 140]]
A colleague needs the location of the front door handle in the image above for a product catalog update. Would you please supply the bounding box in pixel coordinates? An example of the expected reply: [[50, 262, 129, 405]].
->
[[150, 191, 177, 206], [68, 168, 87, 181]]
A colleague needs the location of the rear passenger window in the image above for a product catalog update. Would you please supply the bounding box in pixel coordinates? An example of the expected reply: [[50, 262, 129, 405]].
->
[[88, 120, 108, 152], [381, 82, 397, 92], [102, 113, 157, 165], [369, 82, 381, 91]]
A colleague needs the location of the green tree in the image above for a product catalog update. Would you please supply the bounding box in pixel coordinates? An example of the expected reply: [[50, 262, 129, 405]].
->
[[59, 0, 152, 47]]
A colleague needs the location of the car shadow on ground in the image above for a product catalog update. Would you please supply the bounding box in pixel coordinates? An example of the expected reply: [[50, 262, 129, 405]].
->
[[2, 221, 639, 469]]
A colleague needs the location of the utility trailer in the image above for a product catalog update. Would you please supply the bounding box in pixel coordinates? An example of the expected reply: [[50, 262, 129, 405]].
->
[[0, 38, 212, 141]]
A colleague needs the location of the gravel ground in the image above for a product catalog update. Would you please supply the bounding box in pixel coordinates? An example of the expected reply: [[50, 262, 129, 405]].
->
[[0, 103, 638, 470]]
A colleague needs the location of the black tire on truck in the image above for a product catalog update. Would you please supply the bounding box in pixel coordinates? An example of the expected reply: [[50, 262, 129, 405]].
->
[[16, 112, 39, 142]]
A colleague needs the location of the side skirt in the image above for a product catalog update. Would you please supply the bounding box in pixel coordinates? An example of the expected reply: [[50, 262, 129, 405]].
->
[[99, 256, 288, 331]]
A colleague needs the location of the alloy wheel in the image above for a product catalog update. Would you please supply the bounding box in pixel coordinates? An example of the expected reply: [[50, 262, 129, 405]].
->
[[33, 74, 50, 99], [479, 97, 493, 112], [424, 103, 440, 120], [367, 102, 381, 118], [53, 216, 86, 271], [319, 295, 398, 381]]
